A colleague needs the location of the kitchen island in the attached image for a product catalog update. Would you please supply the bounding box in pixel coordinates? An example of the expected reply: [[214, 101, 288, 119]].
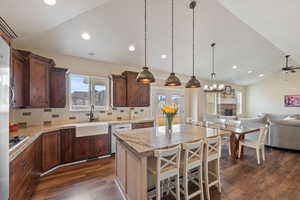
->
[[114, 124, 223, 200]]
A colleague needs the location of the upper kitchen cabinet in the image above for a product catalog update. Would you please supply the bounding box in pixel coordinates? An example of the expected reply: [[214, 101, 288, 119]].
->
[[50, 67, 68, 108], [111, 75, 127, 107], [111, 71, 150, 107], [10, 49, 68, 108]]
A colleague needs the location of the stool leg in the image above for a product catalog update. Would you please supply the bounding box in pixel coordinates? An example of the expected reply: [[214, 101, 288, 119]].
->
[[156, 179, 161, 200], [199, 165, 204, 200], [217, 159, 221, 192], [183, 170, 188, 200], [204, 162, 210, 200], [176, 174, 180, 200]]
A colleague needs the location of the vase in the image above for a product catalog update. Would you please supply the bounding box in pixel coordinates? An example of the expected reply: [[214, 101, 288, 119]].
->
[[165, 115, 174, 134]]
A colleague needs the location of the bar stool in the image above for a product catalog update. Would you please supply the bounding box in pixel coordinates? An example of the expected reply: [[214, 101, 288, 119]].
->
[[204, 136, 221, 200], [181, 140, 205, 200], [148, 144, 181, 200]]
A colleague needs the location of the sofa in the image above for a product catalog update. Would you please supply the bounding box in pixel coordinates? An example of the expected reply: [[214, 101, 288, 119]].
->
[[240, 113, 300, 151]]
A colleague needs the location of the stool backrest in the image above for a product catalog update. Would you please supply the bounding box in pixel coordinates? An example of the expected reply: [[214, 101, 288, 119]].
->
[[205, 136, 221, 158], [182, 140, 204, 164], [154, 145, 181, 174]]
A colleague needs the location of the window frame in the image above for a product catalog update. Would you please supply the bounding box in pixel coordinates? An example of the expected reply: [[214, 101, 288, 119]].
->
[[236, 91, 243, 115], [68, 74, 110, 112]]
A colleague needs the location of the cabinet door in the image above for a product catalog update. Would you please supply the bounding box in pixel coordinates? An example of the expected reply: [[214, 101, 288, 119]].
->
[[112, 75, 127, 107], [29, 56, 50, 107], [42, 131, 61, 171], [50, 68, 67, 108], [61, 129, 74, 163], [89, 134, 109, 158], [73, 137, 90, 161], [123, 71, 150, 107], [11, 50, 25, 108]]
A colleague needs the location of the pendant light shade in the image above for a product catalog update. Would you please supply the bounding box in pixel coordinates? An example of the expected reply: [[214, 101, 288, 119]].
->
[[137, 0, 155, 84], [186, 1, 201, 88], [165, 0, 181, 86]]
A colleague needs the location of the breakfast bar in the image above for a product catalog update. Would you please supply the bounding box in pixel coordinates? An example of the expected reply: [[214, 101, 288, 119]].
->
[[114, 124, 223, 200]]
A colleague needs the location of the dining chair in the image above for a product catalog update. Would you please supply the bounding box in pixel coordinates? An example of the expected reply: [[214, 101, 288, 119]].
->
[[181, 140, 205, 200], [148, 144, 181, 200], [238, 126, 269, 165], [204, 136, 222, 200]]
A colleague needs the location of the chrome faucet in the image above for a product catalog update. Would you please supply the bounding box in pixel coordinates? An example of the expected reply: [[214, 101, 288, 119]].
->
[[89, 105, 95, 122]]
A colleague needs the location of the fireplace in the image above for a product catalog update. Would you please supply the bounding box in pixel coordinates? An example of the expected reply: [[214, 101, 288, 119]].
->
[[218, 104, 236, 116]]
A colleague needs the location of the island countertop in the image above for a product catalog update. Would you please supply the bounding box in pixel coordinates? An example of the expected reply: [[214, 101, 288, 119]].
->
[[114, 124, 223, 155]]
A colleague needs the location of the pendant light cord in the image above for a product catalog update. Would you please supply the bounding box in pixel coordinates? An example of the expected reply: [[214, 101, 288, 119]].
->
[[192, 4, 195, 76], [171, 0, 174, 73], [144, 0, 147, 68]]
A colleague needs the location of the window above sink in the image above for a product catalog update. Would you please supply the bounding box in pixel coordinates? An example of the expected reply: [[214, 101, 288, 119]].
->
[[69, 74, 109, 111]]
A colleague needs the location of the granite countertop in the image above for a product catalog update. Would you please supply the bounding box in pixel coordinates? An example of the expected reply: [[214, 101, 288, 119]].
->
[[114, 124, 223, 156], [9, 118, 154, 162]]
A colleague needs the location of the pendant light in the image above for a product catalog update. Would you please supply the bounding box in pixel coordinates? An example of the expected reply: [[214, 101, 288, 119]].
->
[[204, 43, 225, 92], [136, 0, 155, 84], [165, 0, 181, 86], [186, 0, 201, 88]]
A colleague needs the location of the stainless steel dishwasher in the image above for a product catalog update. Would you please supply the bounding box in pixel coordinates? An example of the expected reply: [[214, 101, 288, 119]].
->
[[111, 124, 132, 154]]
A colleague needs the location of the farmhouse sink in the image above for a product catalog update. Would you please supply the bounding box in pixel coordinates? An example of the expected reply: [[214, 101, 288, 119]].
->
[[73, 122, 109, 137]]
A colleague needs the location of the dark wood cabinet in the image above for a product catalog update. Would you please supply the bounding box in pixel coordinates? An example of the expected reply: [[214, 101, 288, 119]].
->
[[50, 67, 68, 108], [112, 75, 127, 107], [11, 50, 26, 108], [10, 49, 68, 109], [132, 121, 154, 129], [60, 129, 74, 163], [111, 71, 150, 107], [73, 136, 90, 161], [42, 131, 61, 172], [89, 135, 109, 158], [10, 137, 42, 200]]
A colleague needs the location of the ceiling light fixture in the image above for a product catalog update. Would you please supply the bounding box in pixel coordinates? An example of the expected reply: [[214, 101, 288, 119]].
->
[[203, 43, 225, 92], [186, 1, 200, 88], [161, 54, 167, 59], [43, 0, 56, 6], [128, 45, 135, 52], [136, 0, 155, 84], [81, 32, 91, 40], [259, 74, 264, 77], [232, 65, 237, 69], [248, 70, 253, 74], [165, 0, 181, 86]]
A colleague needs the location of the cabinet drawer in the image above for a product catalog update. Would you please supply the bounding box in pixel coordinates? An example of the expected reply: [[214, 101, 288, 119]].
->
[[132, 121, 154, 129]]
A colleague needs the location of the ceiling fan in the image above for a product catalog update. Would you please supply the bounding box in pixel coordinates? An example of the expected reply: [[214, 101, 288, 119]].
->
[[281, 55, 300, 73]]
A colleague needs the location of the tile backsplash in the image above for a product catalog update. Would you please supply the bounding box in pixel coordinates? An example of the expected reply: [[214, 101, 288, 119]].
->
[[10, 107, 151, 127]]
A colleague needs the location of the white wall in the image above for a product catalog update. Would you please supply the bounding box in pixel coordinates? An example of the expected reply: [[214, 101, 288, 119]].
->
[[246, 72, 300, 117]]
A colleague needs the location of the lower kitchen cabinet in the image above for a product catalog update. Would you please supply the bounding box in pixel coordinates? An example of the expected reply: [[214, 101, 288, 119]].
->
[[89, 135, 110, 158], [10, 137, 42, 200], [73, 136, 90, 161], [42, 131, 61, 172], [73, 134, 110, 161], [60, 129, 75, 163]]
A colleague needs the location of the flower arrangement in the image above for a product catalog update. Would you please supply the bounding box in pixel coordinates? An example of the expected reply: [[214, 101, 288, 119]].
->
[[161, 104, 178, 133]]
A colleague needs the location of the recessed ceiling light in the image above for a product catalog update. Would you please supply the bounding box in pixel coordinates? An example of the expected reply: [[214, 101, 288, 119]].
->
[[259, 74, 264, 77], [232, 65, 237, 69], [128, 45, 135, 52], [81, 32, 91, 40], [161, 54, 167, 59], [248, 70, 253, 74], [43, 0, 56, 6]]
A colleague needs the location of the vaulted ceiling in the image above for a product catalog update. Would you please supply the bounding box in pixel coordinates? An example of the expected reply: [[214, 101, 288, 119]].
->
[[1, 0, 298, 85]]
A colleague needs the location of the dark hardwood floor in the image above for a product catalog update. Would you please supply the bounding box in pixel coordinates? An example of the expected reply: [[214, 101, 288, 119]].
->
[[32, 147, 300, 200]]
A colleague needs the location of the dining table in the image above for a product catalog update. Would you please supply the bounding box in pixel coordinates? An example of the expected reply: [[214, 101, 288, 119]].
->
[[200, 121, 260, 159]]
